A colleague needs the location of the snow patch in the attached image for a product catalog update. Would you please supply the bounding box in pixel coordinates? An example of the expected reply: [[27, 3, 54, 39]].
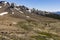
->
[[28, 9, 31, 13], [4, 2, 7, 4], [15, 8, 23, 13], [0, 6, 2, 8], [12, 12, 14, 14], [4, 2, 7, 6], [0, 12, 8, 16], [15, 8, 20, 11], [26, 9, 31, 13], [19, 11, 23, 13]]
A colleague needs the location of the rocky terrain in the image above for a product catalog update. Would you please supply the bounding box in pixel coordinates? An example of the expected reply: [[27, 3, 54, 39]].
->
[[0, 1, 60, 40]]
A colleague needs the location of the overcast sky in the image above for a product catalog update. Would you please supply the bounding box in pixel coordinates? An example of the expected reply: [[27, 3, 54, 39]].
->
[[1, 0, 60, 12]]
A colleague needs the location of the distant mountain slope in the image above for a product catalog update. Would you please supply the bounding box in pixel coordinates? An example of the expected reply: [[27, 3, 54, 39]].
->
[[55, 12, 60, 14]]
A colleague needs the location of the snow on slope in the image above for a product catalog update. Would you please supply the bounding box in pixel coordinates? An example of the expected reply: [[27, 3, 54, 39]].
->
[[0, 6, 2, 8], [0, 12, 8, 16], [19, 11, 23, 13], [15, 8, 23, 13]]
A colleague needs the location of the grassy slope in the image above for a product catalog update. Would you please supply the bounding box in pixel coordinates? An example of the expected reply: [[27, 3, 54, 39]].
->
[[0, 12, 60, 40]]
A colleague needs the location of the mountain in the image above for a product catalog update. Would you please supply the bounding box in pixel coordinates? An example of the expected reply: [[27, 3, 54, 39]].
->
[[55, 12, 60, 14], [0, 1, 60, 40]]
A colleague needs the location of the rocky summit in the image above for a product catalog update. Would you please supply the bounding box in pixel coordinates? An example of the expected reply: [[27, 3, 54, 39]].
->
[[0, 1, 60, 40]]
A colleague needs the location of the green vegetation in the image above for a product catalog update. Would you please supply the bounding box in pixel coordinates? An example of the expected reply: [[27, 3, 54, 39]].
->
[[16, 19, 60, 40], [35, 31, 59, 37], [17, 19, 39, 31], [30, 31, 60, 40], [17, 21, 33, 31], [31, 35, 47, 40], [0, 37, 6, 40]]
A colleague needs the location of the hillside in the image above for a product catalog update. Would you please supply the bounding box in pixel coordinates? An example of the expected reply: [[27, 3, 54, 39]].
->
[[0, 1, 60, 40]]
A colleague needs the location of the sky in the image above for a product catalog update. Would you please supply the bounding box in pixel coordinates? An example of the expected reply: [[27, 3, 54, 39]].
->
[[1, 0, 60, 12]]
